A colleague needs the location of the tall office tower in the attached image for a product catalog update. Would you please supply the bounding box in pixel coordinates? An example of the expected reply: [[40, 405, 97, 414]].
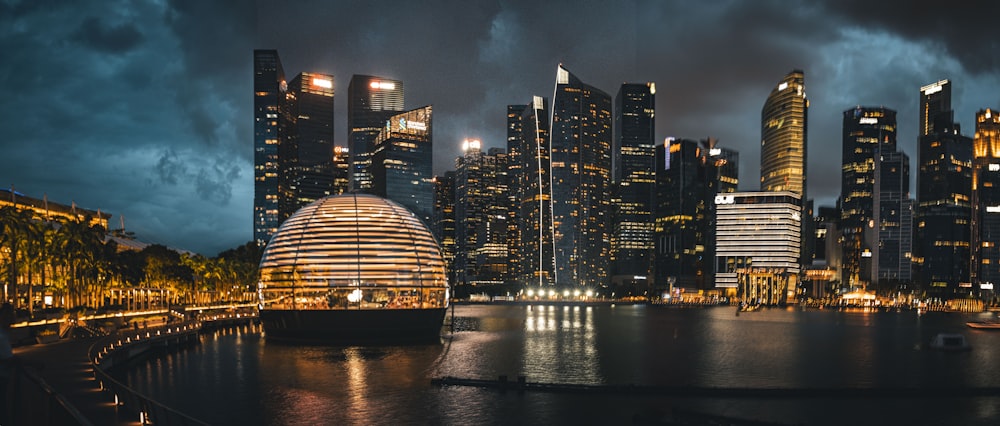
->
[[505, 105, 527, 287], [840, 106, 897, 289], [550, 65, 612, 289], [809, 206, 842, 298], [433, 171, 457, 287], [371, 105, 434, 224], [348, 75, 404, 193], [714, 192, 801, 304], [454, 142, 509, 288], [761, 70, 808, 196], [331, 146, 350, 196], [611, 82, 656, 288], [920, 79, 951, 137], [282, 72, 335, 218], [915, 81, 972, 299], [253, 49, 286, 246], [972, 108, 1000, 291], [653, 137, 739, 291], [761, 70, 809, 267], [507, 97, 554, 288], [871, 150, 912, 293]]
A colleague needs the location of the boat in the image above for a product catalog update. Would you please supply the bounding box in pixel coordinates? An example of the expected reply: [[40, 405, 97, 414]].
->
[[966, 320, 1000, 330], [929, 333, 971, 351]]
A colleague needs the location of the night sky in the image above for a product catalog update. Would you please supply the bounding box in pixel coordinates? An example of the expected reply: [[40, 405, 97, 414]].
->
[[2, 0, 998, 255]]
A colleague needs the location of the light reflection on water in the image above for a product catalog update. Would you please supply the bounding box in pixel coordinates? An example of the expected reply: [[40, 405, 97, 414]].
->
[[115, 305, 1000, 425]]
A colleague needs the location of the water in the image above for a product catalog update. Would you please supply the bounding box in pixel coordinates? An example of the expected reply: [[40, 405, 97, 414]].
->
[[114, 305, 1000, 425]]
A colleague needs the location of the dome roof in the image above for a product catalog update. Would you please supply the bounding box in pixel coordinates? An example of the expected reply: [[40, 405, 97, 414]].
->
[[259, 194, 447, 291]]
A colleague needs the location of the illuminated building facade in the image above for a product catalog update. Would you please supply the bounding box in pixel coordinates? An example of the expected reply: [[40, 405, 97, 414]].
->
[[550, 65, 612, 289], [433, 171, 456, 286], [972, 108, 1000, 291], [0, 188, 110, 229], [282, 72, 336, 217], [915, 79, 972, 299], [611, 82, 656, 288], [454, 142, 509, 288], [505, 105, 526, 287], [371, 105, 434, 225], [872, 150, 912, 293], [253, 49, 286, 245], [654, 138, 739, 291], [761, 71, 808, 268], [761, 70, 808, 197], [348, 75, 405, 193], [507, 97, 555, 288], [840, 106, 897, 289], [714, 192, 801, 304]]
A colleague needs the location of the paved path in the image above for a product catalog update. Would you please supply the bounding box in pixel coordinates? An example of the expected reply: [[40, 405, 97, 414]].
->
[[15, 337, 140, 425]]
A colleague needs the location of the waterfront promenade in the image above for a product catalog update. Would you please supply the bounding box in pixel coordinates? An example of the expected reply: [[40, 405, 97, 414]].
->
[[14, 336, 135, 425]]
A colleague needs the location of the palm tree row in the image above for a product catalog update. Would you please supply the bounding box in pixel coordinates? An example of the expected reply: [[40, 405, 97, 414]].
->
[[0, 205, 260, 318]]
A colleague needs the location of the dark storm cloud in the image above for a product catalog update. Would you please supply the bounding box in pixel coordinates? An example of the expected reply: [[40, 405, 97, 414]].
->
[[71, 16, 144, 53], [3, 0, 997, 254]]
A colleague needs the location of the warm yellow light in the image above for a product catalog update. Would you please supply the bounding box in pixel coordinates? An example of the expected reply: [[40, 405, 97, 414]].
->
[[312, 78, 332, 89]]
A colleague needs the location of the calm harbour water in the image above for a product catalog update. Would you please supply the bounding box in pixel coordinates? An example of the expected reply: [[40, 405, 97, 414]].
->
[[114, 304, 1000, 425]]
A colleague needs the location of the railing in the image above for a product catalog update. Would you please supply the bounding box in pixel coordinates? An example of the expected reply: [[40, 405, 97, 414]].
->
[[88, 321, 211, 426], [6, 364, 93, 426]]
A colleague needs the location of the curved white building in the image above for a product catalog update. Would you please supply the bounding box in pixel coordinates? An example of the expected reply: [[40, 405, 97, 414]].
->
[[258, 193, 449, 342]]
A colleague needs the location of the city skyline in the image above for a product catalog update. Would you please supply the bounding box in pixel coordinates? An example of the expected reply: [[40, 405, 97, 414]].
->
[[2, 1, 998, 255]]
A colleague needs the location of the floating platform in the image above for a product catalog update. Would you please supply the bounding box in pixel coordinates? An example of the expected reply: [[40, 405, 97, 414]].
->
[[259, 308, 447, 343]]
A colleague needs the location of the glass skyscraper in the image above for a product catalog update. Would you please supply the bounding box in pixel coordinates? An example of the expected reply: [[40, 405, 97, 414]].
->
[[454, 142, 509, 288], [972, 108, 1000, 291], [253, 49, 286, 246], [348, 75, 404, 193], [915, 80, 972, 299], [283, 72, 335, 217], [761, 70, 808, 197], [507, 97, 554, 288], [611, 82, 656, 288], [872, 150, 912, 292], [550, 65, 612, 289], [371, 105, 434, 225], [840, 106, 897, 289]]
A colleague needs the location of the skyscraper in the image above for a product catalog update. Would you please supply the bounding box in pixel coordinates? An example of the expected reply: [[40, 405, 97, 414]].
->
[[611, 82, 656, 288], [915, 80, 972, 299], [840, 106, 897, 289], [348, 75, 404, 193], [872, 150, 912, 292], [972, 108, 1000, 291], [454, 142, 509, 288], [371, 105, 434, 224], [283, 72, 335, 217], [550, 65, 612, 289], [505, 104, 527, 287], [433, 171, 457, 287], [253, 49, 286, 246], [654, 137, 739, 291], [761, 70, 808, 197], [507, 97, 554, 288]]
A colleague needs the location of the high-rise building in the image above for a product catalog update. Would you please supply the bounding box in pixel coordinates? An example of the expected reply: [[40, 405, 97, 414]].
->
[[507, 97, 554, 289], [915, 80, 972, 299], [972, 108, 1000, 291], [714, 192, 801, 305], [253, 49, 286, 246], [371, 105, 434, 225], [348, 75, 404, 193], [871, 150, 912, 293], [550, 65, 612, 289], [920, 79, 951, 137], [505, 105, 527, 287], [654, 137, 739, 292], [433, 171, 457, 287], [761, 70, 809, 268], [611, 82, 656, 288], [331, 146, 350, 196], [454, 142, 509, 288], [761, 70, 808, 197], [283, 72, 335, 217], [840, 106, 897, 289]]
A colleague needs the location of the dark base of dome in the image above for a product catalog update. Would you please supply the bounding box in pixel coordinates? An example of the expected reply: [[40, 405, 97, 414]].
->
[[260, 308, 447, 344]]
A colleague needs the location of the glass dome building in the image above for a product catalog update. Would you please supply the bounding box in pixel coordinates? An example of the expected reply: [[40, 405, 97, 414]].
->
[[258, 193, 449, 342]]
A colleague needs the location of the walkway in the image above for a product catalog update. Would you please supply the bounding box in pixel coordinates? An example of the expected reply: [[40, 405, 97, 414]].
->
[[15, 337, 140, 425]]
